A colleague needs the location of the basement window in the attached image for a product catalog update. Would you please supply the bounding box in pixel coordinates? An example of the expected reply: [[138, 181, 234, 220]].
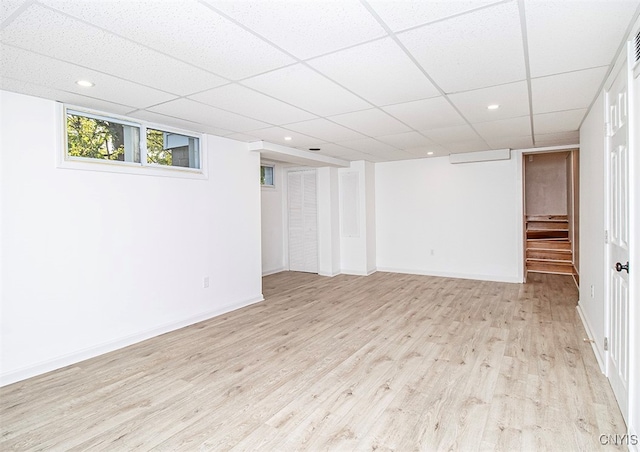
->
[[62, 107, 205, 178], [261, 165, 275, 187]]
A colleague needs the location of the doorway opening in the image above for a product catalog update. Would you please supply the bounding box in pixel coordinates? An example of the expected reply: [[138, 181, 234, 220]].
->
[[523, 150, 579, 286]]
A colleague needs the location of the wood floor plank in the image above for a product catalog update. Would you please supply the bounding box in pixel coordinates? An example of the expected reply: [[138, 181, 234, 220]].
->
[[0, 271, 627, 451]]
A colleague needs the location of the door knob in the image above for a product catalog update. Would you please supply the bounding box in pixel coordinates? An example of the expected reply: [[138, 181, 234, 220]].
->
[[615, 262, 629, 273]]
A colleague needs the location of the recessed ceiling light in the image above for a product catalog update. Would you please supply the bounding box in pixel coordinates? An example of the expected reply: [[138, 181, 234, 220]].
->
[[427, 151, 434, 155], [487, 104, 500, 110], [76, 80, 94, 87], [284, 136, 292, 141]]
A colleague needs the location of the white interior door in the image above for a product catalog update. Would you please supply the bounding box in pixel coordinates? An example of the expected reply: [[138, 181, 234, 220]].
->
[[288, 170, 318, 273], [606, 62, 630, 423]]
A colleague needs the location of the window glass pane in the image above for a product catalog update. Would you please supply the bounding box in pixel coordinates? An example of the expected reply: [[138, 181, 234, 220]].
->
[[147, 129, 200, 169], [261, 166, 274, 186], [67, 113, 140, 162]]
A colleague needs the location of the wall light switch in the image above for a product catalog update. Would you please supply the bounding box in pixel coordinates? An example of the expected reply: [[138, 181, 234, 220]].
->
[[203, 276, 210, 288]]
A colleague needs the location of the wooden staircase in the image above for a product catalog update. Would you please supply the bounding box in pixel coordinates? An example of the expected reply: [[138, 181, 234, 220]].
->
[[526, 215, 574, 276]]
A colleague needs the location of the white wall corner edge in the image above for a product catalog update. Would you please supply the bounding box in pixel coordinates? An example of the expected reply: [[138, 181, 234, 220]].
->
[[576, 302, 606, 373], [340, 268, 377, 276], [0, 294, 265, 387], [449, 148, 511, 164]]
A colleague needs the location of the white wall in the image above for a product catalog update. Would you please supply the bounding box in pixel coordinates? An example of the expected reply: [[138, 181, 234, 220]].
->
[[376, 155, 523, 283], [0, 91, 263, 385], [339, 161, 376, 275], [577, 91, 607, 368], [260, 162, 285, 276], [317, 167, 340, 277]]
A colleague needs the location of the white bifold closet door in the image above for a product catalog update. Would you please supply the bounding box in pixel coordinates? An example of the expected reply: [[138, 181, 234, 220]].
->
[[288, 170, 318, 273]]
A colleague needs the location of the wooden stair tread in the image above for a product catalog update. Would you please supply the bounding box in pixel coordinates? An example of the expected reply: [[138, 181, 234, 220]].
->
[[526, 215, 568, 222]]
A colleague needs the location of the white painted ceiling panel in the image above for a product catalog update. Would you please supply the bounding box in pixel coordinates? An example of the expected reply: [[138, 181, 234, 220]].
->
[[535, 131, 580, 146], [421, 124, 483, 144], [317, 143, 378, 161], [243, 126, 325, 148], [127, 109, 233, 137], [147, 98, 270, 133], [445, 140, 491, 153], [308, 37, 439, 106], [1, 45, 176, 109], [40, 0, 294, 80], [1, 5, 228, 96], [206, 0, 386, 59], [531, 66, 610, 114], [473, 116, 532, 140], [366, 0, 502, 32], [1, 0, 27, 23], [405, 145, 447, 158], [448, 81, 530, 124], [383, 97, 466, 131], [284, 118, 366, 142], [188, 84, 316, 125], [0, 77, 136, 115], [398, 1, 526, 93], [486, 135, 534, 149], [533, 109, 587, 135], [338, 137, 399, 154], [243, 64, 370, 117], [526, 0, 640, 77], [377, 131, 435, 150], [329, 108, 411, 136]]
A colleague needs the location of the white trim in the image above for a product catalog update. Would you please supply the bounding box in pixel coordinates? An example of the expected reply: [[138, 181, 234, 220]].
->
[[318, 271, 341, 277], [516, 144, 579, 154], [341, 268, 377, 276], [577, 303, 606, 373], [376, 267, 521, 283], [262, 267, 286, 276], [0, 295, 264, 387]]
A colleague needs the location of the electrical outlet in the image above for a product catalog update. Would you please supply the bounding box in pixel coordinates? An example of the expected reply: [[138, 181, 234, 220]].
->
[[590, 284, 595, 298], [203, 276, 210, 288], [430, 249, 435, 256]]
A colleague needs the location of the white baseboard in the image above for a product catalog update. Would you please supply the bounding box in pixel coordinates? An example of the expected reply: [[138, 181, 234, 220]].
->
[[576, 302, 606, 373], [376, 266, 522, 284], [0, 295, 264, 387], [340, 268, 377, 276], [318, 271, 340, 277], [262, 267, 286, 276]]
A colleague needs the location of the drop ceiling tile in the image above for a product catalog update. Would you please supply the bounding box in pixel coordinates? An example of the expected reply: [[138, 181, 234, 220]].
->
[[531, 66, 609, 114], [534, 131, 580, 147], [443, 140, 490, 153], [1, 0, 27, 23], [449, 81, 530, 124], [243, 126, 326, 148], [329, 108, 411, 137], [242, 64, 370, 117], [189, 84, 316, 125], [473, 116, 531, 141], [405, 145, 447, 158], [533, 109, 586, 135], [40, 0, 294, 80], [0, 45, 176, 109], [126, 110, 233, 136], [0, 77, 136, 115], [383, 97, 466, 131], [317, 143, 376, 161], [485, 135, 534, 150], [283, 118, 365, 142], [367, 0, 502, 32], [308, 37, 439, 106], [206, 0, 386, 59], [147, 98, 270, 133], [1, 5, 228, 96], [337, 137, 399, 154], [421, 124, 482, 144], [224, 132, 263, 143], [376, 131, 435, 150], [526, 1, 639, 77], [398, 1, 526, 92]]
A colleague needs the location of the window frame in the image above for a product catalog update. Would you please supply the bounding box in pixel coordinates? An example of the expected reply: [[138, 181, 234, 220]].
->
[[260, 164, 276, 188], [58, 104, 207, 179]]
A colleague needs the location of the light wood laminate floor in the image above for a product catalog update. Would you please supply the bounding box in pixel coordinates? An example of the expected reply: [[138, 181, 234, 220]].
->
[[0, 272, 627, 451]]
